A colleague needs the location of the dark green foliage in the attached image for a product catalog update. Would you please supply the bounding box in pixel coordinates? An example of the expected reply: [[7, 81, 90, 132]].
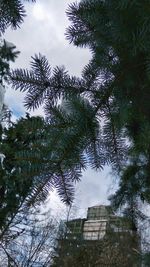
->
[[10, 54, 84, 110], [0, 0, 36, 34], [8, 0, 150, 209], [9, 52, 127, 205], [65, 0, 150, 205], [0, 40, 19, 79], [0, 114, 45, 231], [0, 0, 39, 238], [14, 96, 104, 205], [9, 55, 106, 205], [142, 252, 150, 267], [6, 1, 150, 264]]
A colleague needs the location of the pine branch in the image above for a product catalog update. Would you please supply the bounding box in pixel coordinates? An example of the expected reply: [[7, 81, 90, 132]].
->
[[53, 167, 75, 205], [0, 0, 25, 34], [0, 0, 36, 34]]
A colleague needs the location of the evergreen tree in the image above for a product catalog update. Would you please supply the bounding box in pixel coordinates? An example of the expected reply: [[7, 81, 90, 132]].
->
[[0, 0, 38, 233], [0, 115, 46, 232], [9, 0, 150, 207], [65, 0, 150, 204], [0, 39, 19, 123], [9, 54, 109, 204], [5, 1, 150, 265], [0, 40, 19, 80]]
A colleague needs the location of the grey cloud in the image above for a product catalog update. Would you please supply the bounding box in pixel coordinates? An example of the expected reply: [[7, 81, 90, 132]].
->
[[74, 167, 118, 216]]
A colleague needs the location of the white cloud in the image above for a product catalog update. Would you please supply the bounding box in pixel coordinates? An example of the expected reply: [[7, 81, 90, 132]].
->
[[32, 3, 47, 21], [75, 167, 118, 211]]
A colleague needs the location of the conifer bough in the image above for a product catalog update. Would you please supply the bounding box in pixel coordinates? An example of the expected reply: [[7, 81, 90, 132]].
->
[[9, 0, 150, 208]]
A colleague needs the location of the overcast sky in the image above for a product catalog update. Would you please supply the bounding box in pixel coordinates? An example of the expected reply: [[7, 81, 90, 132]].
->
[[4, 0, 118, 217]]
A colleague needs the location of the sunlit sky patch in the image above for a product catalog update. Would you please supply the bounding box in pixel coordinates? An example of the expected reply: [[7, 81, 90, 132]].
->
[[32, 3, 46, 21]]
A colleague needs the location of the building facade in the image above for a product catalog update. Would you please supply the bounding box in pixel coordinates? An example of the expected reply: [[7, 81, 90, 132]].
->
[[52, 205, 141, 267]]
